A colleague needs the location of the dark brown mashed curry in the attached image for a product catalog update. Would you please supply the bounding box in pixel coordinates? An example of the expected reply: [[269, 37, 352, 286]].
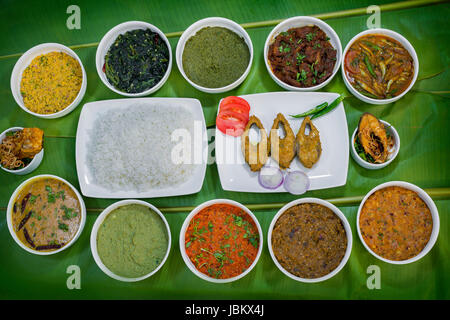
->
[[271, 203, 347, 279]]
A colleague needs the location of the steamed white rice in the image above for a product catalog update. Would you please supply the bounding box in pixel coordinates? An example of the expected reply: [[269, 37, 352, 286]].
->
[[87, 103, 195, 192]]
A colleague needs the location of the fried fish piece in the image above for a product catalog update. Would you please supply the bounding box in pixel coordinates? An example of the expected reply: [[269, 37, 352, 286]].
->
[[269, 113, 296, 169], [296, 116, 321, 168], [357, 113, 389, 163], [241, 115, 269, 171], [19, 128, 44, 159]]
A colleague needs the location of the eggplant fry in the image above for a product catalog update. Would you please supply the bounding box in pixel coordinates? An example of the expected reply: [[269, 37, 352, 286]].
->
[[269, 113, 296, 169], [296, 116, 322, 168], [241, 115, 269, 171]]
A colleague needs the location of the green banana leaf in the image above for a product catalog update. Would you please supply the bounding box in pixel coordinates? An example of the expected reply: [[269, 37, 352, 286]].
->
[[0, 0, 449, 299]]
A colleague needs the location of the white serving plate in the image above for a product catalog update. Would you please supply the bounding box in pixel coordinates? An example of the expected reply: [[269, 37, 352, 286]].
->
[[215, 92, 349, 193], [76, 98, 207, 198]]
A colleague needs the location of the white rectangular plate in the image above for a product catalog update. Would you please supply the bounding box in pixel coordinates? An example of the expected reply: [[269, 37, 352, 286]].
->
[[76, 98, 207, 198], [216, 92, 349, 193]]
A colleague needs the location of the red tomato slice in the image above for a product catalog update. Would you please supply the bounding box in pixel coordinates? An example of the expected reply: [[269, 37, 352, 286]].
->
[[216, 110, 248, 137], [345, 50, 360, 74], [220, 103, 249, 122], [221, 96, 251, 113]]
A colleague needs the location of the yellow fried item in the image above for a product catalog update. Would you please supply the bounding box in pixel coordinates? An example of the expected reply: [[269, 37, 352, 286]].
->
[[241, 115, 269, 172], [19, 128, 44, 159], [269, 113, 296, 169], [296, 116, 321, 168], [357, 113, 388, 163]]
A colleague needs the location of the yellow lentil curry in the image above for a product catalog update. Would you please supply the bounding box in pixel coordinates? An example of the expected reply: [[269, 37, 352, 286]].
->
[[359, 186, 433, 261], [12, 177, 82, 252], [20, 51, 82, 114]]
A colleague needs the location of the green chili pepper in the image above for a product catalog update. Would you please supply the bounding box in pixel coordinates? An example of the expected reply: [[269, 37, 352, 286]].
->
[[364, 54, 377, 78], [289, 102, 328, 118], [362, 40, 381, 51], [311, 94, 345, 119]]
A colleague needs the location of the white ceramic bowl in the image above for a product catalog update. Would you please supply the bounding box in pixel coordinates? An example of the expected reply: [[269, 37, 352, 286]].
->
[[268, 198, 352, 283], [0, 127, 44, 175], [10, 43, 87, 119], [264, 16, 342, 91], [176, 17, 254, 94], [90, 199, 172, 282], [341, 28, 419, 105], [179, 199, 263, 283], [6, 174, 86, 255], [351, 118, 400, 170], [357, 181, 440, 264], [96, 21, 172, 97]]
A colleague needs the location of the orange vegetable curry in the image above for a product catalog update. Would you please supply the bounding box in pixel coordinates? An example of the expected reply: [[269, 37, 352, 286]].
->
[[359, 186, 433, 261], [344, 34, 414, 99], [185, 203, 260, 279], [12, 177, 82, 252]]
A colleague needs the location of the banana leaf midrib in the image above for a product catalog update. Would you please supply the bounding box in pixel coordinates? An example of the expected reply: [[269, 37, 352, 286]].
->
[[1, 187, 449, 213], [0, 0, 447, 61]]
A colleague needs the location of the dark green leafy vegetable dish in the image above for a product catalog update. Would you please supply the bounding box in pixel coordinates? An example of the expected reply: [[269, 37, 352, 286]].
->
[[182, 27, 250, 88], [104, 28, 170, 94]]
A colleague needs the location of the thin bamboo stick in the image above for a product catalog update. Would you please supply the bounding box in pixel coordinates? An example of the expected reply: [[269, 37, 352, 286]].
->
[[1, 188, 449, 214], [0, 0, 447, 61]]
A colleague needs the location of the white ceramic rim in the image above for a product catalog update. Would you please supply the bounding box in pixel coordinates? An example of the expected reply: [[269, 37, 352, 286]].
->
[[6, 174, 87, 255], [263, 16, 342, 92], [90, 199, 172, 282], [96, 21, 172, 97], [0, 127, 44, 174], [350, 119, 400, 170], [268, 197, 353, 283], [10, 43, 87, 119], [179, 199, 263, 283], [356, 181, 440, 265], [175, 17, 254, 94], [341, 28, 419, 105]]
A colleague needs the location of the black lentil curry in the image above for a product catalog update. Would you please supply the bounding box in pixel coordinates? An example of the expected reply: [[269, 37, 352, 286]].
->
[[104, 28, 169, 93], [271, 203, 347, 279], [182, 27, 250, 88]]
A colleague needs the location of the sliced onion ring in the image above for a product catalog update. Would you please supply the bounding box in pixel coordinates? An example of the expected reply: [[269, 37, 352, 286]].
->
[[284, 171, 310, 195], [258, 165, 284, 189]]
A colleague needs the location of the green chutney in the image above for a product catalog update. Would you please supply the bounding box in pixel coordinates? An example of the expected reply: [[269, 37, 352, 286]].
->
[[97, 204, 169, 278], [182, 26, 250, 88]]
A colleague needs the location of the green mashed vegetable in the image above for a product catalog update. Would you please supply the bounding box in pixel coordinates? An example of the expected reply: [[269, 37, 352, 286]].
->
[[97, 204, 168, 278], [182, 26, 250, 88]]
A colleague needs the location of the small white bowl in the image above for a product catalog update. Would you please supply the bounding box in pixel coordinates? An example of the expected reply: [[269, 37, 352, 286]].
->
[[6, 174, 86, 255], [179, 199, 263, 283], [90, 199, 171, 282], [176, 17, 254, 94], [351, 118, 400, 170], [264, 16, 342, 91], [268, 198, 352, 283], [341, 28, 419, 105], [96, 21, 172, 97], [10, 43, 87, 119], [357, 181, 440, 264], [0, 127, 44, 175]]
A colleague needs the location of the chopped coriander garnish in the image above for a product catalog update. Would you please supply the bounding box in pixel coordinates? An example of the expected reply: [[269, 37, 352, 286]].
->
[[58, 222, 69, 232], [306, 32, 315, 41]]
